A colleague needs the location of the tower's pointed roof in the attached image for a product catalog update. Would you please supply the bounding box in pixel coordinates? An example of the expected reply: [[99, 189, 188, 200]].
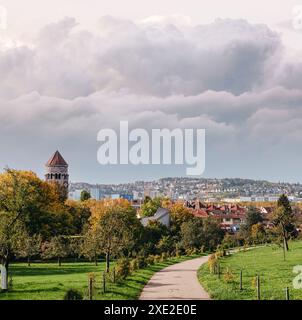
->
[[46, 151, 68, 166]]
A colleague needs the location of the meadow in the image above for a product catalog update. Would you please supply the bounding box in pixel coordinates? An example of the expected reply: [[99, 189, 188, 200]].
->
[[0, 255, 198, 300], [198, 241, 302, 300]]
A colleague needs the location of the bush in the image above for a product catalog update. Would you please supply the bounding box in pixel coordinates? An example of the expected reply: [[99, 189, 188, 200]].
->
[[130, 258, 139, 272], [160, 252, 168, 262], [115, 257, 130, 280], [137, 256, 147, 269], [146, 255, 155, 265], [208, 254, 218, 274], [185, 247, 198, 256], [154, 255, 161, 263], [63, 289, 83, 300], [223, 268, 235, 283]]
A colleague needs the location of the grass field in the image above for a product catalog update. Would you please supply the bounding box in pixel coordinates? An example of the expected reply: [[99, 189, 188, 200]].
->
[[198, 241, 302, 300], [0, 255, 198, 300]]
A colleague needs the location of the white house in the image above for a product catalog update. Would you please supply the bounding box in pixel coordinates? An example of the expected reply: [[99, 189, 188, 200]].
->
[[140, 208, 170, 228]]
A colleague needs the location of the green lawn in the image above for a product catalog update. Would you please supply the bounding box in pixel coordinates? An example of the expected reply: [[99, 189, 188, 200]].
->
[[0, 255, 199, 300], [198, 241, 302, 300]]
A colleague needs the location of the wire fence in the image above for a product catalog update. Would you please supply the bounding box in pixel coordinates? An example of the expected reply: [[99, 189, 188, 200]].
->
[[206, 262, 295, 300], [85, 268, 118, 300]]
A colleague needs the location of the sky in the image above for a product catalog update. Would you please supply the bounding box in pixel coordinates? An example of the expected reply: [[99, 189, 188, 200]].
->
[[1, 0, 302, 184]]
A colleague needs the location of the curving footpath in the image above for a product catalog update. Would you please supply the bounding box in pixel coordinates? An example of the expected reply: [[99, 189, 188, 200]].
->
[[139, 256, 211, 300]]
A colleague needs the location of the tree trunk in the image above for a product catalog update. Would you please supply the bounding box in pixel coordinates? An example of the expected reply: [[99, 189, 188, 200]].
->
[[106, 252, 110, 273], [58, 257, 61, 267], [1, 260, 9, 291], [94, 254, 98, 266], [27, 256, 31, 267]]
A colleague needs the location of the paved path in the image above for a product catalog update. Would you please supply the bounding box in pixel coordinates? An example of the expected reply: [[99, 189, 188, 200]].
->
[[139, 256, 211, 300]]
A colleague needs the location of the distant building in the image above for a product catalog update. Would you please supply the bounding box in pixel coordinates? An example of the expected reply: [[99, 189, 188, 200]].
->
[[140, 208, 170, 228], [120, 194, 134, 201], [45, 150, 69, 191], [68, 189, 83, 200], [90, 187, 103, 200]]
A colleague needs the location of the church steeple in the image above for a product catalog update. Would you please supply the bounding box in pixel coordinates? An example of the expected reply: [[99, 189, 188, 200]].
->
[[45, 151, 69, 190]]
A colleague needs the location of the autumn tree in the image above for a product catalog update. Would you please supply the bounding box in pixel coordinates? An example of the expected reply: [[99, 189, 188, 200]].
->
[[169, 202, 194, 237], [0, 169, 57, 290], [42, 236, 70, 266], [79, 228, 102, 265], [15, 233, 42, 266], [92, 204, 139, 272], [272, 194, 296, 251], [0, 212, 25, 290]]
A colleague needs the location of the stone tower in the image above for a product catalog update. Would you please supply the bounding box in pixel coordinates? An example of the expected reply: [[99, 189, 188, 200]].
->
[[45, 150, 69, 190]]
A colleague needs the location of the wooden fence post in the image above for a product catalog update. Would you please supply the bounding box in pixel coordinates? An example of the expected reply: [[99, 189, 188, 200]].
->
[[103, 272, 106, 294], [257, 275, 260, 300], [88, 276, 93, 300], [218, 263, 221, 279], [239, 270, 243, 291], [285, 287, 289, 300]]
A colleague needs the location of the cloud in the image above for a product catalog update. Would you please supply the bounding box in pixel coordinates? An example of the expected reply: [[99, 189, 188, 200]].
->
[[0, 16, 302, 182], [0, 17, 282, 99]]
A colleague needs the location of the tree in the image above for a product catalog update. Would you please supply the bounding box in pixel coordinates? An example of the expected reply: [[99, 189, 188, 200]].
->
[[95, 206, 139, 272], [141, 220, 170, 255], [42, 236, 70, 266], [169, 202, 194, 238], [139, 197, 163, 217], [80, 190, 91, 202], [272, 194, 295, 251], [180, 218, 204, 250], [180, 217, 224, 252], [79, 228, 102, 265], [251, 223, 266, 244], [245, 206, 263, 230], [0, 212, 25, 290], [15, 233, 42, 266], [0, 169, 56, 290]]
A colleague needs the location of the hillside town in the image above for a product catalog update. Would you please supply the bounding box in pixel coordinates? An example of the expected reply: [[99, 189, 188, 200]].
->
[[70, 177, 302, 203]]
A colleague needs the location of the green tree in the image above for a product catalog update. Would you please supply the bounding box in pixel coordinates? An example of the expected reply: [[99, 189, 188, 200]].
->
[[139, 197, 163, 217], [272, 194, 295, 251], [0, 169, 56, 290], [15, 233, 42, 266], [0, 212, 25, 290], [246, 206, 263, 229], [42, 236, 70, 266], [80, 190, 91, 202], [79, 228, 102, 265], [95, 206, 139, 272], [180, 218, 204, 250], [141, 220, 170, 255], [180, 217, 224, 252]]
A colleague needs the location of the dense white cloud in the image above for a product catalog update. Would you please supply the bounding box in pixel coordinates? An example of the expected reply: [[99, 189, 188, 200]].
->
[[0, 16, 302, 182]]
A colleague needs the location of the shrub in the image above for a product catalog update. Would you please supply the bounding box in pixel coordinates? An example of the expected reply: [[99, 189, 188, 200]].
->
[[208, 254, 218, 274], [115, 257, 130, 280], [146, 255, 155, 265], [130, 258, 139, 272], [223, 268, 235, 283], [160, 252, 168, 262], [63, 289, 83, 300], [154, 255, 161, 263], [137, 256, 147, 268]]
